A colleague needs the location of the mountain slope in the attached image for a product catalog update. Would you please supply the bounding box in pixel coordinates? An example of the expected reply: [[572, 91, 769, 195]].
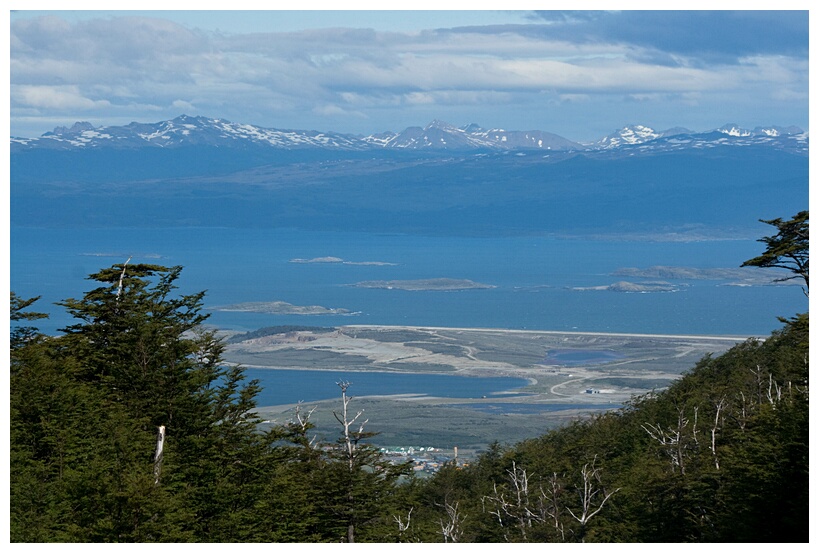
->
[[413, 314, 809, 542], [11, 115, 808, 155], [9, 115, 808, 238]]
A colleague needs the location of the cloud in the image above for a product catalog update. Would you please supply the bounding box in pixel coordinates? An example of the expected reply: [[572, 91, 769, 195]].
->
[[12, 85, 112, 111], [311, 104, 367, 119], [171, 99, 196, 112], [526, 10, 809, 64], [8, 11, 810, 139]]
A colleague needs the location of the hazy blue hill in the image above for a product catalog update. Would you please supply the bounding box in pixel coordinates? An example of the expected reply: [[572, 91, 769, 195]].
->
[[9, 144, 442, 184], [10, 141, 807, 238]]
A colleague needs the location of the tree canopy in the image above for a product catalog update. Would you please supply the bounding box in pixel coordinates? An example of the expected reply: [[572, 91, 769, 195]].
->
[[742, 210, 809, 293], [10, 254, 808, 542]]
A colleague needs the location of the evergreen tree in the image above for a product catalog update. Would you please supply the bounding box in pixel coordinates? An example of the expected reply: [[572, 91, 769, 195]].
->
[[742, 210, 809, 293], [412, 314, 808, 542], [10, 292, 48, 348], [10, 264, 271, 541], [11, 251, 808, 543]]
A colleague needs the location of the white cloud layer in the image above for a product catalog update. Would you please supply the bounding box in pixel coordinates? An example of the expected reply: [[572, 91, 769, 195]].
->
[[9, 11, 810, 141]]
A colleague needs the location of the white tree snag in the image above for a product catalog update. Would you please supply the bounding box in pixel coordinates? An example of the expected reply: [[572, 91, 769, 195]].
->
[[292, 402, 318, 448], [333, 380, 367, 471], [439, 500, 466, 543], [394, 506, 413, 541], [767, 373, 782, 406], [153, 425, 166, 485], [642, 407, 694, 474], [541, 472, 566, 541], [116, 256, 132, 301], [482, 460, 543, 541], [711, 397, 725, 470], [332, 381, 370, 544], [566, 456, 620, 542]]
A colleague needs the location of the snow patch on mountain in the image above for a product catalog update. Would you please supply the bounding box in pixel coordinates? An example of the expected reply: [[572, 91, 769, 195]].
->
[[10, 115, 807, 156], [596, 125, 662, 148], [718, 124, 752, 137]]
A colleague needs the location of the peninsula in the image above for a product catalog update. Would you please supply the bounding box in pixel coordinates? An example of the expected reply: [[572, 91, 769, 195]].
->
[[226, 324, 753, 448]]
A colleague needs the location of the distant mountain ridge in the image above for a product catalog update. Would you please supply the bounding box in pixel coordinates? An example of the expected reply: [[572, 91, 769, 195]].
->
[[10, 115, 808, 155], [10, 114, 807, 238]]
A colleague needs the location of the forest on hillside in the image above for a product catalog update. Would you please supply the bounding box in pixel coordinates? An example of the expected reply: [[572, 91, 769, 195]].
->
[[9, 213, 808, 542]]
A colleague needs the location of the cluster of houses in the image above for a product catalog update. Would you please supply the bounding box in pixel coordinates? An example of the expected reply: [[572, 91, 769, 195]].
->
[[379, 446, 468, 474]]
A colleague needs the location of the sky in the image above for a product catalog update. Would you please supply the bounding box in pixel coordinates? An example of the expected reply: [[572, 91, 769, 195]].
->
[[6, 3, 813, 143]]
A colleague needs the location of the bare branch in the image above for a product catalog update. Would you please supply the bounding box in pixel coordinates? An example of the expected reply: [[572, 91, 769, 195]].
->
[[767, 373, 782, 406], [394, 506, 412, 531], [294, 402, 317, 430], [438, 500, 466, 543], [565, 456, 620, 542]]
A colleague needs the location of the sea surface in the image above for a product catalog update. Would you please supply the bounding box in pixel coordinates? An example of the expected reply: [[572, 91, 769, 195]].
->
[[11, 226, 805, 338], [11, 226, 807, 408]]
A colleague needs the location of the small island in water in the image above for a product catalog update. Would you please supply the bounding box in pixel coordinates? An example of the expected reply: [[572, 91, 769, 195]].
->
[[571, 281, 684, 293], [613, 265, 794, 286], [350, 278, 495, 291], [290, 256, 397, 266], [209, 300, 352, 315]]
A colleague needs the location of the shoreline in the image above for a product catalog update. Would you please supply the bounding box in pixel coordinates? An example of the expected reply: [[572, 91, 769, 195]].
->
[[338, 324, 757, 342], [225, 323, 749, 414], [229, 323, 753, 448]]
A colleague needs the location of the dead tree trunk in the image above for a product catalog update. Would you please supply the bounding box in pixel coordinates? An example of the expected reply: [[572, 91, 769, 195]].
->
[[153, 425, 165, 485], [710, 397, 725, 470], [115, 256, 132, 301], [334, 380, 367, 471], [332, 381, 368, 543]]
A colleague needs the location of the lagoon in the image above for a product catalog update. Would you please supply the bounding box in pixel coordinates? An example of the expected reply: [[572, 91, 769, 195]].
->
[[243, 367, 530, 408]]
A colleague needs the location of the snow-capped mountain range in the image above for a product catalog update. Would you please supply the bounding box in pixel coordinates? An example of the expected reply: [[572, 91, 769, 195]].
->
[[10, 115, 808, 155]]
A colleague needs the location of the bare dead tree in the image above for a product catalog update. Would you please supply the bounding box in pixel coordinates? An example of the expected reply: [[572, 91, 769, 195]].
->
[[333, 380, 368, 472], [289, 402, 318, 448], [767, 373, 783, 407], [748, 365, 787, 412], [332, 381, 373, 543], [438, 500, 466, 543], [566, 456, 620, 542], [483, 482, 507, 532], [293, 402, 317, 430], [540, 472, 566, 542], [736, 390, 750, 432], [482, 460, 541, 541], [710, 397, 725, 470], [642, 406, 696, 475], [393, 507, 412, 542]]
